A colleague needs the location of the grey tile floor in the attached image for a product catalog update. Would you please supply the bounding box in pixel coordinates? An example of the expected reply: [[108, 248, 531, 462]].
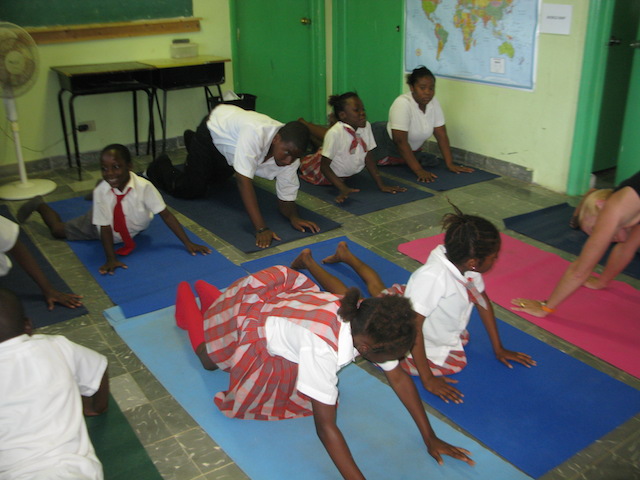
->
[[3, 150, 639, 480]]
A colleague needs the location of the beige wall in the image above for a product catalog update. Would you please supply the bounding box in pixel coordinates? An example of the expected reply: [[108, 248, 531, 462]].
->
[[0, 0, 232, 167]]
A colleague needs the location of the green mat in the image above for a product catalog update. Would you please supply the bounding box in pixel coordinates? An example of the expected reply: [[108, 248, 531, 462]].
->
[[86, 395, 162, 480]]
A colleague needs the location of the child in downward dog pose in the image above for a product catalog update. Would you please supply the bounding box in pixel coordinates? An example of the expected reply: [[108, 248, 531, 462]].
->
[[175, 265, 474, 479], [298, 92, 406, 204], [18, 144, 210, 275], [291, 208, 535, 405]]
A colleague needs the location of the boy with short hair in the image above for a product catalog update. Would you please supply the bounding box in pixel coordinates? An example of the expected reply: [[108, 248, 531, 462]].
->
[[0, 287, 108, 479], [18, 143, 211, 275]]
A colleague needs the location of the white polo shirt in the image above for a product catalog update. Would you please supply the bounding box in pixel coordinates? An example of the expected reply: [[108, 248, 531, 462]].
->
[[322, 121, 376, 178], [387, 93, 445, 151], [207, 105, 300, 201], [404, 245, 485, 366], [0, 216, 19, 276], [92, 172, 166, 243], [0, 334, 107, 480]]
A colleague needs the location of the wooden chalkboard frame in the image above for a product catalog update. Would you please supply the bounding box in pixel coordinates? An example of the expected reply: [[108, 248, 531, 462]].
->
[[27, 18, 201, 45]]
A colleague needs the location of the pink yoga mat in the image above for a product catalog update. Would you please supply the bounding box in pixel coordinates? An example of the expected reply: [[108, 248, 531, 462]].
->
[[398, 233, 640, 378]]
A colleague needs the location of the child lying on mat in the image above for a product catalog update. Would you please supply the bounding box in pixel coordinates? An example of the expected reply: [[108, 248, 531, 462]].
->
[[175, 266, 474, 479], [0, 215, 82, 309], [18, 144, 211, 275], [0, 288, 109, 479], [291, 207, 535, 405], [513, 170, 640, 317], [298, 92, 406, 204]]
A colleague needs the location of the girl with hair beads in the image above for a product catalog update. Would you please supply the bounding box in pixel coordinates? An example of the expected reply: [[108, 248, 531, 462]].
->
[[175, 265, 474, 479], [299, 92, 406, 204], [291, 207, 535, 405]]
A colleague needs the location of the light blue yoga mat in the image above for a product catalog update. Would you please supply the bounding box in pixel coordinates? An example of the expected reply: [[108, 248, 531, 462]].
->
[[241, 237, 640, 478], [104, 304, 531, 480], [49, 197, 247, 317]]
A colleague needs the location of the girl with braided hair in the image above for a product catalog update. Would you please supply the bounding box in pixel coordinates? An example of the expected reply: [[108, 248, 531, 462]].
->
[[174, 265, 473, 479], [291, 206, 535, 406]]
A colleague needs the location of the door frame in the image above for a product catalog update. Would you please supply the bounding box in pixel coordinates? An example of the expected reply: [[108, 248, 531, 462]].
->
[[567, 0, 615, 195], [228, 0, 327, 123]]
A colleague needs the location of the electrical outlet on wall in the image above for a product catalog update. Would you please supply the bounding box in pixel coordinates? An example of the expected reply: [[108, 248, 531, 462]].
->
[[77, 120, 96, 132]]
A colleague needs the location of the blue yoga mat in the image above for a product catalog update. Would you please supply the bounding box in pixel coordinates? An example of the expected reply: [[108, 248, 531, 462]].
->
[[242, 237, 640, 478], [503, 203, 640, 279], [163, 180, 341, 253], [298, 170, 433, 215], [379, 162, 500, 191], [49, 197, 247, 317], [241, 236, 411, 291], [0, 205, 89, 327], [103, 304, 531, 480]]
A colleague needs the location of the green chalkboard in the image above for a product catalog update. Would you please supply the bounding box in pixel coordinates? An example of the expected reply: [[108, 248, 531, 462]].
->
[[0, 0, 192, 28]]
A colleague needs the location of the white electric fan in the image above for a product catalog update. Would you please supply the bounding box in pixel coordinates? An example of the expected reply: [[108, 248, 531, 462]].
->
[[0, 22, 56, 200]]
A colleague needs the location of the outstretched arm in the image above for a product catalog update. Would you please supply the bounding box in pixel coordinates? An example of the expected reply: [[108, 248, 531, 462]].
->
[[236, 173, 281, 248], [477, 293, 535, 368], [320, 156, 359, 203], [158, 208, 211, 255], [391, 129, 436, 183], [410, 313, 463, 404], [384, 365, 474, 465], [99, 225, 127, 274], [584, 224, 640, 289], [432, 125, 473, 174], [311, 399, 365, 480], [8, 239, 83, 309], [278, 200, 320, 234]]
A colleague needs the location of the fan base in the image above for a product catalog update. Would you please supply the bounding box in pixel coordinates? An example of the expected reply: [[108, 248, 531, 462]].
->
[[0, 179, 56, 200]]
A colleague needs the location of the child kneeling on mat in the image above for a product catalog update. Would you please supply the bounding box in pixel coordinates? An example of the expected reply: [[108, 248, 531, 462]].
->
[[175, 265, 474, 479], [18, 144, 210, 275]]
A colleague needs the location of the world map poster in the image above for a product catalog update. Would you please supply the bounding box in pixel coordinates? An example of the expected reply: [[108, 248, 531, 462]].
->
[[405, 0, 539, 90]]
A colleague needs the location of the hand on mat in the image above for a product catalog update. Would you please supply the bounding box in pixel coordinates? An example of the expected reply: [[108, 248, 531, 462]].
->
[[256, 228, 280, 249], [99, 259, 128, 275], [44, 289, 83, 310], [426, 437, 475, 466], [584, 275, 607, 290], [510, 298, 548, 318], [424, 376, 464, 404], [380, 184, 407, 195], [495, 348, 537, 369], [448, 164, 474, 174], [335, 187, 360, 204], [290, 217, 320, 234], [415, 168, 437, 183], [185, 241, 211, 256]]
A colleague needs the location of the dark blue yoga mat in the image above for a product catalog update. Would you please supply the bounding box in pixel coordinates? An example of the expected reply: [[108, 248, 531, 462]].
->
[[414, 309, 640, 478], [379, 162, 500, 191], [0, 205, 89, 327], [298, 170, 433, 215], [241, 236, 411, 291], [163, 180, 341, 253], [503, 203, 640, 279], [49, 197, 247, 317], [243, 238, 640, 478]]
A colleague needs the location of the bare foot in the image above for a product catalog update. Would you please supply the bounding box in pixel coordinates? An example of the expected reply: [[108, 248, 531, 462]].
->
[[322, 241, 350, 264], [291, 248, 313, 270]]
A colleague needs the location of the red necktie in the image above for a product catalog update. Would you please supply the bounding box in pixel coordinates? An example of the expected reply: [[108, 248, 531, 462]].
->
[[112, 188, 135, 256], [344, 126, 368, 154]]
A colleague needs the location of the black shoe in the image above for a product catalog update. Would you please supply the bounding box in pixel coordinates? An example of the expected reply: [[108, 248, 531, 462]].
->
[[145, 154, 173, 191], [183, 129, 196, 153]]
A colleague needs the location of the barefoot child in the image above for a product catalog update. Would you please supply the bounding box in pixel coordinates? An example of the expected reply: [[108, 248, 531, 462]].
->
[[0, 288, 109, 479], [175, 266, 474, 479], [291, 208, 535, 405], [299, 92, 406, 204], [18, 144, 211, 275]]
